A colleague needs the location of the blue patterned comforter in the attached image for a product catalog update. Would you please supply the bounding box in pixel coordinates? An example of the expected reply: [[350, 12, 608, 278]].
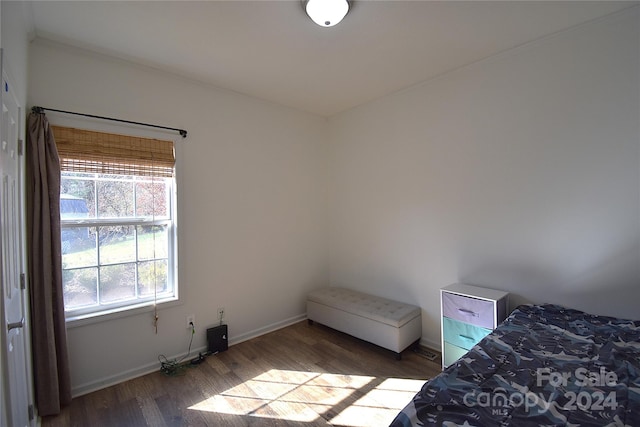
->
[[390, 304, 640, 427]]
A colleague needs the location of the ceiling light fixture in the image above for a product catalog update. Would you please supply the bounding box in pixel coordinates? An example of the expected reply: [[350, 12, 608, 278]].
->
[[305, 0, 350, 28]]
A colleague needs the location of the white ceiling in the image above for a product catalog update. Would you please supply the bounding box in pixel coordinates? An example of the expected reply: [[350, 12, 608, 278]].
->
[[27, 1, 637, 117]]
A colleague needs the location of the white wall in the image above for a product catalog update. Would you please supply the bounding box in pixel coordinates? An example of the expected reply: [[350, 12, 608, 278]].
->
[[29, 40, 328, 395], [328, 8, 640, 349], [1, 1, 30, 103], [27, 5, 640, 394]]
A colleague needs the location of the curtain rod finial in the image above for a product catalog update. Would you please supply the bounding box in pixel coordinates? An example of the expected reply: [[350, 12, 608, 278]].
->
[[32, 106, 45, 114], [179, 130, 187, 138]]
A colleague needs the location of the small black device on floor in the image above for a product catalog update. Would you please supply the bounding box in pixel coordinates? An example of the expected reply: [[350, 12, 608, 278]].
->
[[207, 324, 228, 354]]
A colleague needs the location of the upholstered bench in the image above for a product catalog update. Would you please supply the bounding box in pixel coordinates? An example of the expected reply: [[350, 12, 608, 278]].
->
[[306, 287, 422, 359]]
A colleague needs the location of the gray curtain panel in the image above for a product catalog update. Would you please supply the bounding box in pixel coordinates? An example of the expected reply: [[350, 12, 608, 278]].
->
[[25, 112, 71, 416]]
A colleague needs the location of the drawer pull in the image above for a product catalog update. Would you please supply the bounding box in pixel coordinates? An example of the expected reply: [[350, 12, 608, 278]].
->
[[458, 308, 478, 317], [459, 334, 474, 341]]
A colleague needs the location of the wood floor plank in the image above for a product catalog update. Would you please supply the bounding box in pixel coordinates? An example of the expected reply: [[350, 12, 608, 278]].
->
[[42, 320, 441, 426], [137, 395, 168, 427]]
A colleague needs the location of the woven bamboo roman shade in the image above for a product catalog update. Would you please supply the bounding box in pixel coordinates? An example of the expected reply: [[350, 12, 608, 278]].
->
[[52, 125, 175, 177]]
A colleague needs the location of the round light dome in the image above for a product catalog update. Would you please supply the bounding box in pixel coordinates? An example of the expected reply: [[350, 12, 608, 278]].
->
[[305, 0, 349, 27]]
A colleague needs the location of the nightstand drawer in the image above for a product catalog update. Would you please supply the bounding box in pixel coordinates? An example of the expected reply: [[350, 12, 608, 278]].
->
[[443, 341, 469, 367], [442, 317, 491, 350], [442, 292, 494, 329]]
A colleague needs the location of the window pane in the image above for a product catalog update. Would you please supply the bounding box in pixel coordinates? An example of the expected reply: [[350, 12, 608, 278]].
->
[[62, 226, 97, 268], [97, 180, 134, 218], [63, 267, 98, 309], [60, 178, 95, 219], [98, 225, 136, 264], [138, 260, 168, 297], [61, 170, 176, 317], [136, 181, 168, 217], [100, 263, 136, 304], [137, 225, 168, 260]]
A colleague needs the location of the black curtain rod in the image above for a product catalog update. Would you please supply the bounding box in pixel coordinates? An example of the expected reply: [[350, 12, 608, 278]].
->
[[31, 106, 187, 139]]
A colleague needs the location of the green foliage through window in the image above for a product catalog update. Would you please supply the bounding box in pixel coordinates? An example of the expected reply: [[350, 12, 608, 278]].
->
[[61, 172, 176, 317]]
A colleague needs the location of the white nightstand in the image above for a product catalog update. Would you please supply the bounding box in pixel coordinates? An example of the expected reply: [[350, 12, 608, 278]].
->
[[440, 283, 509, 369]]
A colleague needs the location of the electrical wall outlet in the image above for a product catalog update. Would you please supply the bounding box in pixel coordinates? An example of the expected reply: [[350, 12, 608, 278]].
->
[[217, 307, 224, 323], [186, 314, 195, 329]]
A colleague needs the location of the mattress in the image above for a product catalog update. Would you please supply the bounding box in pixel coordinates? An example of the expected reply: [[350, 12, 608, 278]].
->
[[390, 303, 640, 427]]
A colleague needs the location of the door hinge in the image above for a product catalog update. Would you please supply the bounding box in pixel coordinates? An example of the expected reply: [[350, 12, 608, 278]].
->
[[28, 404, 34, 421], [20, 273, 26, 290], [18, 139, 23, 156]]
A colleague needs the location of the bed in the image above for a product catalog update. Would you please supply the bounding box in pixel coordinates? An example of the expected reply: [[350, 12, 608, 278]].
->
[[390, 303, 640, 427]]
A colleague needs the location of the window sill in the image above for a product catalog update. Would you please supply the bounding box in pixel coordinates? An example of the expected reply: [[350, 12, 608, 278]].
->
[[65, 296, 181, 329]]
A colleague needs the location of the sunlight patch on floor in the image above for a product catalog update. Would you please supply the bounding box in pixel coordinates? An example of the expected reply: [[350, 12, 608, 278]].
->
[[330, 378, 425, 426], [188, 368, 425, 425]]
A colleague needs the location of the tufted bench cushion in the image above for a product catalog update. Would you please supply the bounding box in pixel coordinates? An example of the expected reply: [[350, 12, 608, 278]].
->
[[307, 287, 421, 328], [307, 287, 422, 358]]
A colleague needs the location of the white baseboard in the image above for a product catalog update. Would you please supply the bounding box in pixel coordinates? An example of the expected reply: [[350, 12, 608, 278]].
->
[[71, 313, 307, 397], [71, 343, 208, 397], [228, 313, 307, 345], [419, 337, 441, 353]]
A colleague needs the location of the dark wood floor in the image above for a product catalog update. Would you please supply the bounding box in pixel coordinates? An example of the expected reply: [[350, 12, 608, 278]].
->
[[42, 320, 441, 427]]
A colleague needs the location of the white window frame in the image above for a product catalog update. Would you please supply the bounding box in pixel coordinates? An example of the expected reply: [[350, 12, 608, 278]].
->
[[60, 169, 179, 323]]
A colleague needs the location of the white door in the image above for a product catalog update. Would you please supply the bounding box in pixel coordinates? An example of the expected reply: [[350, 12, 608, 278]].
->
[[0, 53, 33, 427]]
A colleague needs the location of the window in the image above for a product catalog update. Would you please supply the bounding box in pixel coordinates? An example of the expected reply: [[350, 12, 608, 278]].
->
[[55, 126, 177, 320]]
